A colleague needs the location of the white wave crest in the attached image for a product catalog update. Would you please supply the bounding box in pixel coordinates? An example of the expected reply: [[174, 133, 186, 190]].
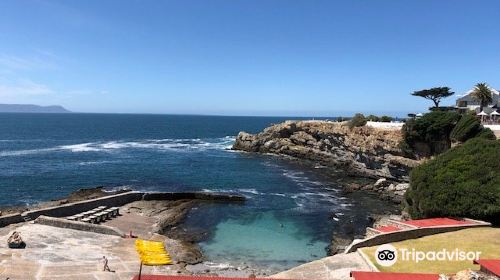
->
[[60, 143, 101, 152], [0, 147, 58, 157], [238, 188, 261, 195], [0, 136, 236, 157]]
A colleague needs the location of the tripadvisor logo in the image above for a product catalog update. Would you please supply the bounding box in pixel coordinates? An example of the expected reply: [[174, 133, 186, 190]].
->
[[374, 244, 482, 267], [375, 244, 397, 267]]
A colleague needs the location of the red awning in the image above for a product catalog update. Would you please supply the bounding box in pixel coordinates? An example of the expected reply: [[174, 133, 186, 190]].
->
[[401, 218, 474, 228], [351, 271, 439, 280], [376, 225, 402, 233], [474, 259, 500, 276]]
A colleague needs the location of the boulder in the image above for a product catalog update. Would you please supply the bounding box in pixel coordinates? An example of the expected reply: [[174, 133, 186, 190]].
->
[[374, 178, 391, 189], [395, 183, 409, 191], [232, 132, 259, 152], [7, 231, 25, 249], [344, 183, 362, 193]]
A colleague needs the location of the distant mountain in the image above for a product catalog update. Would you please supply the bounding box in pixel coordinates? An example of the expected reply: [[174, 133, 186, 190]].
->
[[0, 104, 71, 113]]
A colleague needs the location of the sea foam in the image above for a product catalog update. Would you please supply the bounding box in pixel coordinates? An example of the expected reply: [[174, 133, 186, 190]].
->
[[0, 136, 236, 157]]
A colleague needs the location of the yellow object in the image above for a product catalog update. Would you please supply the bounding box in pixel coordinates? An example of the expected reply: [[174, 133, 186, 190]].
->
[[135, 239, 173, 265]]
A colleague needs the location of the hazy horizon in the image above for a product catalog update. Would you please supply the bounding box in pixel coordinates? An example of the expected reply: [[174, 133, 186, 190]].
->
[[0, 103, 412, 118]]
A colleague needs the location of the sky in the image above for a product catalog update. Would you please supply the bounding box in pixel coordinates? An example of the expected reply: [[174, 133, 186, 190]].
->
[[0, 0, 499, 117]]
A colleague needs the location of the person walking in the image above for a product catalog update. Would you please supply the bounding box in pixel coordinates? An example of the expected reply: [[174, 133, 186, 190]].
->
[[102, 256, 111, 272]]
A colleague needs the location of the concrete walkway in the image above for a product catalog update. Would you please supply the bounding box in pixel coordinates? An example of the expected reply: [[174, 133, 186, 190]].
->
[[0, 223, 179, 280], [270, 252, 373, 280]]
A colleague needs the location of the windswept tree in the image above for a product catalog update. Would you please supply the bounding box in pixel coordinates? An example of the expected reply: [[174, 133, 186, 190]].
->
[[411, 87, 454, 108], [470, 83, 493, 112]]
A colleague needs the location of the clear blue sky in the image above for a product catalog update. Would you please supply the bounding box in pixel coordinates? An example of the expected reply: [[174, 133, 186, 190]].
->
[[0, 0, 499, 116]]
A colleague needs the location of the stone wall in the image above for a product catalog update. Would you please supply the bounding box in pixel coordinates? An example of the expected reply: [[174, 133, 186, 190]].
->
[[0, 191, 246, 229], [0, 213, 25, 227], [142, 192, 245, 202], [34, 216, 125, 237], [22, 191, 144, 220]]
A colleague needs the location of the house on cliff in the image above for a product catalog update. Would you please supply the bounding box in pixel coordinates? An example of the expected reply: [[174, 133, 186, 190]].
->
[[456, 86, 500, 114]]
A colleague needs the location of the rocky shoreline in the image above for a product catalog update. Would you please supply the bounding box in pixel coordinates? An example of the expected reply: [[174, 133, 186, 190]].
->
[[233, 120, 420, 204]]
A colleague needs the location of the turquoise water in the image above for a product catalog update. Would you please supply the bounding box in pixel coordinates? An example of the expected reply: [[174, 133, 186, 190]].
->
[[202, 211, 329, 265], [0, 113, 397, 272]]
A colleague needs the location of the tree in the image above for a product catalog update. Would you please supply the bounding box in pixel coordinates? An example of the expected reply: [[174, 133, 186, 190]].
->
[[470, 83, 493, 112], [411, 87, 454, 108], [348, 113, 367, 128], [380, 115, 393, 122], [366, 115, 379, 122]]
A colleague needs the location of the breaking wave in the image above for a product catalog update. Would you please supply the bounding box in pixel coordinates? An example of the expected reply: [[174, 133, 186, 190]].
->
[[0, 136, 236, 157]]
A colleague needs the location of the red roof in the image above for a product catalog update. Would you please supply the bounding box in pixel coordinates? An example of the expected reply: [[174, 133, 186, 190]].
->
[[376, 225, 402, 233], [131, 276, 295, 280], [351, 271, 439, 280], [474, 259, 500, 276], [400, 218, 474, 228]]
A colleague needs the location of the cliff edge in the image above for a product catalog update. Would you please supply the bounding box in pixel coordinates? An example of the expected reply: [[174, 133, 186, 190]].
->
[[233, 120, 419, 182]]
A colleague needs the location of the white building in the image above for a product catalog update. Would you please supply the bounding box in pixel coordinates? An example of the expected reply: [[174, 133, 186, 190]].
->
[[456, 86, 500, 114]]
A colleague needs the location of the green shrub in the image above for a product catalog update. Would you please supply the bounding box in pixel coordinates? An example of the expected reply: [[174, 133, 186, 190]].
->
[[476, 127, 496, 140], [450, 114, 482, 143], [348, 113, 367, 128], [380, 115, 393, 122], [366, 115, 379, 122], [405, 138, 500, 224], [429, 106, 456, 112], [401, 111, 461, 156]]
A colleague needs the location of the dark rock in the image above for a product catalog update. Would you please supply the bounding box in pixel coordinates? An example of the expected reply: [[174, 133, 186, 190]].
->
[[7, 231, 26, 249], [328, 235, 352, 255], [344, 183, 362, 192]]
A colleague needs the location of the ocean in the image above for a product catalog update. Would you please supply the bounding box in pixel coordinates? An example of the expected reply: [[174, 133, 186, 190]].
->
[[0, 113, 396, 273]]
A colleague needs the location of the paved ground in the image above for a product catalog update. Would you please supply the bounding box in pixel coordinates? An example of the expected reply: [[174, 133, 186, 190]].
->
[[0, 223, 180, 280], [270, 252, 373, 280], [102, 212, 157, 238]]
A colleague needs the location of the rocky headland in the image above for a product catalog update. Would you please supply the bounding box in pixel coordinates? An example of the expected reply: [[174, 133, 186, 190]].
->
[[233, 120, 420, 203]]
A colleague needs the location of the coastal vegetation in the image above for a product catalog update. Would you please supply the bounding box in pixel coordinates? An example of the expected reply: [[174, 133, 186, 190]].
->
[[402, 92, 498, 223], [349, 113, 394, 128], [401, 111, 461, 157], [366, 115, 393, 122], [450, 112, 495, 143], [348, 113, 367, 128], [400, 111, 494, 157], [405, 137, 500, 223], [411, 87, 454, 108]]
